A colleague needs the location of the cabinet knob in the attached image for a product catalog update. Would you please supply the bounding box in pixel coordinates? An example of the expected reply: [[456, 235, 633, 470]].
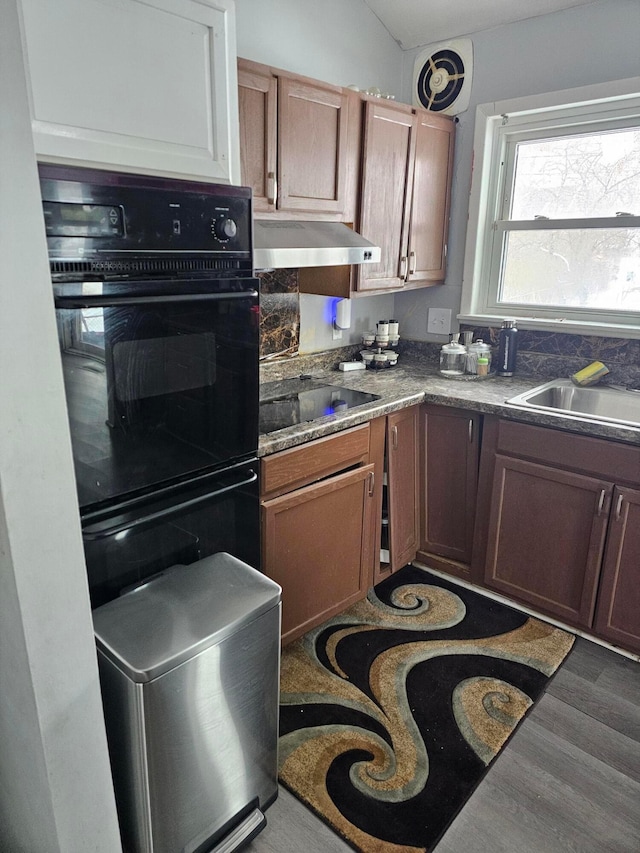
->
[[596, 489, 607, 516], [615, 493, 624, 521], [392, 425, 398, 451]]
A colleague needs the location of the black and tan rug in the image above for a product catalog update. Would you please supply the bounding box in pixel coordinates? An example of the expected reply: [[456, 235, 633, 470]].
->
[[278, 564, 575, 853]]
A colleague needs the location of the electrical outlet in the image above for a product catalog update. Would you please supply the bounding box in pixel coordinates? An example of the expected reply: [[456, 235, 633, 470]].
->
[[427, 308, 452, 335], [332, 325, 343, 340]]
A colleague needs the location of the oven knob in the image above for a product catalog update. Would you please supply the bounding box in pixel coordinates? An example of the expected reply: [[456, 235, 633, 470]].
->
[[212, 217, 237, 242]]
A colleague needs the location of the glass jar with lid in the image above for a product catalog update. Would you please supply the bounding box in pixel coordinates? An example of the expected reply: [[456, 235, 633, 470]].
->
[[439, 340, 467, 375], [466, 340, 492, 374]]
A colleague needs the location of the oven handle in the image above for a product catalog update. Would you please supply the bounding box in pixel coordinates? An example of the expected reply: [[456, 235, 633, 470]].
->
[[55, 291, 258, 309], [82, 469, 257, 542]]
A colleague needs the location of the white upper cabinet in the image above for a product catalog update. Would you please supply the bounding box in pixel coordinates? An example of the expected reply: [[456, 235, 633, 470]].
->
[[19, 0, 240, 183]]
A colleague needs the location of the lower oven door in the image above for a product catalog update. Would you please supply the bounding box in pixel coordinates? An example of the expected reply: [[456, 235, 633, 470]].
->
[[82, 459, 259, 608]]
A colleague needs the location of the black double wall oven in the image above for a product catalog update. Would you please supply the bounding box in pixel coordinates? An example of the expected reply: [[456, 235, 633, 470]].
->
[[40, 165, 260, 608]]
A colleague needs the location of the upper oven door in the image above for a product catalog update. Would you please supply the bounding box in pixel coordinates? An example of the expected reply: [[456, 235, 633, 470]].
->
[[55, 279, 259, 511]]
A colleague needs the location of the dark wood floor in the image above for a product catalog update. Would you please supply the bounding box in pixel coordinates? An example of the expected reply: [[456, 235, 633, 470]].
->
[[247, 637, 640, 853]]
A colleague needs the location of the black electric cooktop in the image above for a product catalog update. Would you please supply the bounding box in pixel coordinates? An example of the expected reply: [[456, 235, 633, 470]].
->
[[259, 378, 380, 434]]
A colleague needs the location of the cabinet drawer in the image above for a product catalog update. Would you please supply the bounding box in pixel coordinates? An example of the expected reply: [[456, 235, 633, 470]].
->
[[497, 419, 640, 486], [260, 423, 370, 499]]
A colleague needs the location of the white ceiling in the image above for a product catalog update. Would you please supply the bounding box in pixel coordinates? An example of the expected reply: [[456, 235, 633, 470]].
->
[[362, 0, 599, 50]]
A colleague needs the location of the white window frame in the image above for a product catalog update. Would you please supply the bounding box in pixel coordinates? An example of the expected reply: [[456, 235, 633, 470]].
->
[[461, 76, 640, 339]]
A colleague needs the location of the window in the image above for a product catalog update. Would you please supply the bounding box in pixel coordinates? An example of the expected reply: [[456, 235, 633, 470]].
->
[[461, 78, 640, 337]]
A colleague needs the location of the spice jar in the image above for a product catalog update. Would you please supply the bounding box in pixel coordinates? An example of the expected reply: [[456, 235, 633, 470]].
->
[[476, 356, 489, 377]]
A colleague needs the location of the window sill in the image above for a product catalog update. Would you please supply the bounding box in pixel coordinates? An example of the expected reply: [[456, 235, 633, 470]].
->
[[457, 313, 640, 341]]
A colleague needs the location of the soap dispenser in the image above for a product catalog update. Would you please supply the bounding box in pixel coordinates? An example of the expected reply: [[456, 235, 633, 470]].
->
[[439, 334, 467, 376]]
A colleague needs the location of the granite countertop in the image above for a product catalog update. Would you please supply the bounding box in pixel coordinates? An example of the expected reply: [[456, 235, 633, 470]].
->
[[258, 357, 640, 456]]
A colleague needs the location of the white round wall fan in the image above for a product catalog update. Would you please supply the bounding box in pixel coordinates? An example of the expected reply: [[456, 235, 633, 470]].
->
[[413, 38, 473, 116]]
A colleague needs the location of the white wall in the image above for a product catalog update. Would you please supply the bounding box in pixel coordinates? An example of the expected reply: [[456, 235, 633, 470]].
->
[[235, 0, 403, 96], [0, 1, 122, 849], [394, 0, 640, 341], [299, 293, 396, 353], [235, 0, 404, 351]]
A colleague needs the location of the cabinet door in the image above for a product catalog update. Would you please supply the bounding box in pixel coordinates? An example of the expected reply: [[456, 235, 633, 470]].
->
[[484, 456, 611, 628], [20, 0, 240, 183], [357, 100, 416, 292], [386, 408, 419, 573], [262, 464, 376, 645], [420, 406, 480, 576], [406, 111, 455, 285], [594, 487, 640, 654], [277, 76, 349, 214], [238, 59, 277, 212]]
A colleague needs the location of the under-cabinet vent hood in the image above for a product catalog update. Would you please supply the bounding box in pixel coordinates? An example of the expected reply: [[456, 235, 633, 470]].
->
[[253, 220, 381, 270]]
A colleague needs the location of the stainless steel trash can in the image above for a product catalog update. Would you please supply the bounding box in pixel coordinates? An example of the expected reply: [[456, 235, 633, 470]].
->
[[93, 552, 281, 853]]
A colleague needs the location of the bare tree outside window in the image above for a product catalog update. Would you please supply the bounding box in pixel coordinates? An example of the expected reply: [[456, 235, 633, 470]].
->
[[500, 128, 640, 311]]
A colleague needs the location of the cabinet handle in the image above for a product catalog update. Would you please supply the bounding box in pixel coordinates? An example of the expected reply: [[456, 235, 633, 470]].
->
[[368, 470, 375, 496], [267, 171, 277, 206], [468, 419, 474, 443], [392, 425, 398, 451], [596, 489, 607, 516], [409, 251, 416, 275], [614, 493, 624, 521], [400, 256, 408, 279]]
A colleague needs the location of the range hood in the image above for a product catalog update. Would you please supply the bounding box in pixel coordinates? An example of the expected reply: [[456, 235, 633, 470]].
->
[[253, 220, 381, 270]]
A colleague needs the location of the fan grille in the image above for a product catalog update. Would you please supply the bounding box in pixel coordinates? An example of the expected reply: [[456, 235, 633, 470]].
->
[[415, 49, 466, 112]]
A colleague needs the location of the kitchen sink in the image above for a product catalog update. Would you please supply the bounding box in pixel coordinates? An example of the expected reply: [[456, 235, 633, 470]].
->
[[507, 378, 640, 429]]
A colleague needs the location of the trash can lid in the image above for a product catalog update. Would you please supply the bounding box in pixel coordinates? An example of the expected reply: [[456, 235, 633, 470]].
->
[[93, 553, 281, 682]]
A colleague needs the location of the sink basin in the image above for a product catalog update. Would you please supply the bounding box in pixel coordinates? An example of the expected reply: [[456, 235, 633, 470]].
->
[[507, 378, 640, 429]]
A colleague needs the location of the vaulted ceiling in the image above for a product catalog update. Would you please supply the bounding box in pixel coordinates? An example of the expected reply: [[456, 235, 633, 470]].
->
[[361, 0, 599, 50]]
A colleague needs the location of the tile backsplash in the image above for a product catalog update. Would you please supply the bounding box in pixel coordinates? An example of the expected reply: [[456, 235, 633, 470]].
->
[[259, 269, 300, 360], [256, 271, 640, 389], [460, 325, 640, 387]]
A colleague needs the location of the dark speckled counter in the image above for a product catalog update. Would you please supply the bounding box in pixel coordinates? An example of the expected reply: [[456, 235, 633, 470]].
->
[[258, 356, 640, 456]]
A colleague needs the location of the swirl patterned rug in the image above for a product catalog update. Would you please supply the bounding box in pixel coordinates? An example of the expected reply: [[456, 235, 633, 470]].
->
[[278, 564, 575, 853]]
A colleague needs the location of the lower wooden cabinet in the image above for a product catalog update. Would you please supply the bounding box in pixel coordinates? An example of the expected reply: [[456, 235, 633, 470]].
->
[[260, 405, 640, 656], [475, 417, 640, 649], [260, 424, 377, 645], [262, 464, 376, 645], [373, 407, 419, 585], [484, 455, 610, 628], [594, 486, 640, 655], [417, 405, 481, 580]]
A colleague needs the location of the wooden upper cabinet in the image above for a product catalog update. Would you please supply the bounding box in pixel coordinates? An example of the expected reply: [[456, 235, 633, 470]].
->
[[357, 100, 416, 292], [356, 100, 455, 293], [237, 59, 277, 212], [237, 58, 352, 216], [406, 110, 455, 285], [277, 76, 349, 214]]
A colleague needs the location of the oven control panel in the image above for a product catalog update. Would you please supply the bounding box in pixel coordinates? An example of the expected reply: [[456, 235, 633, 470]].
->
[[39, 164, 253, 260]]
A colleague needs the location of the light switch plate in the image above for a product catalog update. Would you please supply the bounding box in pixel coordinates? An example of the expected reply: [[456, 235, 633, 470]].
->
[[427, 308, 452, 334]]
